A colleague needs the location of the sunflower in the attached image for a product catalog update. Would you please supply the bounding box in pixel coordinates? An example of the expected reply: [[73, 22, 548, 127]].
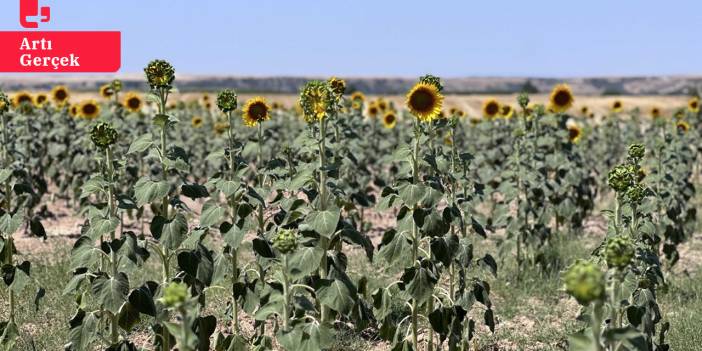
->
[[676, 121, 690, 133], [51, 85, 70, 107], [501, 104, 514, 119], [567, 124, 583, 144], [688, 97, 700, 113], [377, 98, 388, 112], [328, 77, 346, 100], [351, 101, 362, 111], [213, 122, 230, 135], [79, 100, 101, 120], [382, 111, 397, 129], [351, 91, 365, 103], [589, 113, 595, 119], [69, 104, 79, 117], [367, 102, 380, 118], [456, 110, 465, 118], [242, 97, 271, 127], [202, 94, 210, 102], [99, 84, 114, 99], [34, 93, 49, 107], [406, 82, 443, 122], [650, 106, 661, 119], [299, 81, 332, 122], [548, 84, 574, 113], [469, 116, 481, 125], [611, 100, 623, 113], [482, 98, 501, 119], [191, 116, 204, 128], [580, 106, 589, 115], [12, 91, 34, 108], [123, 92, 143, 113]]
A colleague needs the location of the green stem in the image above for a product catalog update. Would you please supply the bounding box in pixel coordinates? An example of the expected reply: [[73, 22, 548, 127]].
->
[[592, 302, 604, 351], [317, 117, 332, 324], [282, 254, 290, 331], [231, 250, 239, 333], [411, 120, 421, 351]]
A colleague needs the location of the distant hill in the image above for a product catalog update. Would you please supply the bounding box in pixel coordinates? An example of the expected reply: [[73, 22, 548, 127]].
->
[[1, 75, 701, 95]]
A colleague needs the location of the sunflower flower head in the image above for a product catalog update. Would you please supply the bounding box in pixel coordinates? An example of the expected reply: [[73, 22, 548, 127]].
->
[[608, 164, 637, 193], [676, 120, 690, 134], [80, 100, 101, 120], [367, 102, 380, 118], [213, 122, 230, 135], [688, 96, 700, 113], [90, 122, 118, 148], [517, 92, 530, 110], [216, 89, 238, 113], [160, 282, 189, 308], [328, 77, 346, 101], [242, 96, 271, 127], [611, 100, 623, 113], [650, 106, 661, 119], [100, 84, 114, 99], [501, 104, 514, 119], [34, 93, 48, 107], [548, 84, 574, 113], [123, 92, 143, 113], [567, 124, 583, 144], [580, 106, 589, 115], [604, 235, 635, 269], [51, 85, 70, 107], [351, 91, 366, 103], [144, 59, 176, 90], [191, 116, 204, 128], [69, 104, 79, 118], [111, 79, 123, 94], [13, 91, 34, 108], [300, 80, 334, 123], [628, 143, 645, 161], [482, 98, 501, 120], [562, 259, 605, 305], [382, 111, 398, 129], [406, 79, 444, 123]]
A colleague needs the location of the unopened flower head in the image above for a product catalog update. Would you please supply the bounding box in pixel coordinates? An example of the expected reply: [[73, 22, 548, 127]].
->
[[608, 164, 636, 193], [604, 235, 635, 269], [217, 89, 238, 113], [0, 91, 10, 114], [628, 144, 645, 160], [272, 229, 298, 254], [563, 259, 605, 305], [144, 59, 175, 90], [300, 80, 334, 123], [160, 282, 189, 308], [90, 122, 119, 148]]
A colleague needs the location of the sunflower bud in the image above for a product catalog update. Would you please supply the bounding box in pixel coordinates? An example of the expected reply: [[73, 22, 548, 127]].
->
[[90, 122, 119, 148], [517, 92, 530, 110], [628, 144, 645, 160], [144, 59, 175, 90], [608, 164, 634, 193], [111, 79, 123, 93], [604, 235, 635, 269], [160, 282, 188, 307], [419, 74, 443, 92], [563, 259, 605, 305], [0, 91, 9, 114], [217, 89, 238, 113], [272, 229, 298, 254], [625, 184, 646, 205]]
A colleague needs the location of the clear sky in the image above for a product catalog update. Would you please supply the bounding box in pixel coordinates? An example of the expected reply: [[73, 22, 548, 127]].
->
[[1, 0, 700, 77]]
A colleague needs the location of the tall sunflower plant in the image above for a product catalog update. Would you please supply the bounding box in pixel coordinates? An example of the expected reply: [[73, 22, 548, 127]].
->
[[375, 76, 496, 351]]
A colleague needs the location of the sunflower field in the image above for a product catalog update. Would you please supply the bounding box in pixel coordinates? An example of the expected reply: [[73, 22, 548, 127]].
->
[[0, 60, 701, 351]]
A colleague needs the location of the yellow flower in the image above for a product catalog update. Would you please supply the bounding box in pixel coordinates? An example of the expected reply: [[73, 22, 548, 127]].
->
[[242, 96, 271, 127], [51, 85, 70, 107], [548, 84, 574, 113], [79, 100, 101, 120], [501, 104, 514, 119], [123, 92, 143, 113], [213, 122, 230, 135], [69, 104, 79, 117], [191, 116, 204, 128], [12, 91, 34, 108], [328, 77, 346, 100], [351, 91, 365, 102], [676, 120, 690, 133], [688, 97, 699, 113], [382, 111, 397, 129], [377, 98, 388, 112], [469, 116, 481, 125], [650, 106, 661, 119], [299, 81, 331, 122], [567, 124, 583, 144], [406, 82, 443, 122], [99, 84, 114, 99], [611, 100, 623, 113], [367, 102, 380, 118], [482, 98, 501, 119], [456, 110, 465, 118], [351, 101, 362, 111], [34, 93, 48, 107], [580, 106, 589, 115]]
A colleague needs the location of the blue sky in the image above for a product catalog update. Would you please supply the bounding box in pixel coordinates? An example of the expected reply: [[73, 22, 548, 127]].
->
[[1, 0, 701, 77]]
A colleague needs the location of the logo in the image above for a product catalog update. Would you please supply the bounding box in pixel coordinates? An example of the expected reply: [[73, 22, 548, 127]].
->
[[0, 1, 121, 72], [20, 0, 51, 28]]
